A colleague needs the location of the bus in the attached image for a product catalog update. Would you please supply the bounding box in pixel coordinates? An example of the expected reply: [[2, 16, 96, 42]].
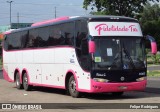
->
[[2, 16, 157, 98]]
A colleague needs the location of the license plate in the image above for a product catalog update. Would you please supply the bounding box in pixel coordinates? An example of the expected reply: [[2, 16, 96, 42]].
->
[[119, 86, 127, 90]]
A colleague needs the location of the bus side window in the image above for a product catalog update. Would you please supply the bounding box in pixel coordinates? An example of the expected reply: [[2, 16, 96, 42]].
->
[[4, 36, 9, 50], [21, 31, 29, 48], [48, 23, 74, 47], [38, 27, 49, 47], [7, 33, 22, 50], [76, 20, 88, 49], [53, 25, 62, 46], [61, 22, 74, 46], [27, 29, 38, 48], [81, 38, 88, 55], [75, 20, 90, 71], [48, 25, 56, 46]]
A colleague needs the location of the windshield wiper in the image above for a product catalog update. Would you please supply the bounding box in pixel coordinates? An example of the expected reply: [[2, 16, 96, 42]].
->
[[110, 44, 124, 70], [122, 43, 136, 69]]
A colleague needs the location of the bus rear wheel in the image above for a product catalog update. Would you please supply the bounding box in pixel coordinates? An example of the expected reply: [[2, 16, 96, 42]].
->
[[68, 75, 81, 98], [15, 72, 23, 89], [23, 73, 32, 91]]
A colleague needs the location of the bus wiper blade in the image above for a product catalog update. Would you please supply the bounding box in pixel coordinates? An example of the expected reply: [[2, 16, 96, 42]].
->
[[122, 44, 135, 69]]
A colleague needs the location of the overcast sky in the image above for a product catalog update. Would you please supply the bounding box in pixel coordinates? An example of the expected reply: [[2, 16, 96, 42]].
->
[[0, 0, 90, 26]]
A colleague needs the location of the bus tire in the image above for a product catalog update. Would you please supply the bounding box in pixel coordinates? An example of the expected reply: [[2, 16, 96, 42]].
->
[[23, 73, 32, 91], [68, 75, 81, 98], [15, 72, 23, 89], [112, 92, 124, 96]]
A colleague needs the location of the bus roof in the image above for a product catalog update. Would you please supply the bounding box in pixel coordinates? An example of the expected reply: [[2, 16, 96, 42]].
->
[[5, 15, 138, 34], [83, 15, 138, 22], [31, 15, 138, 28], [31, 16, 69, 27], [3, 29, 16, 35]]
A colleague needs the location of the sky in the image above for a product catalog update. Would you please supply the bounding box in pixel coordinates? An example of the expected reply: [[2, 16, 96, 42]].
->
[[0, 0, 90, 26]]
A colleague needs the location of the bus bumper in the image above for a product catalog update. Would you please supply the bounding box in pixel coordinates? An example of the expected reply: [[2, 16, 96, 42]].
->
[[89, 79, 147, 93]]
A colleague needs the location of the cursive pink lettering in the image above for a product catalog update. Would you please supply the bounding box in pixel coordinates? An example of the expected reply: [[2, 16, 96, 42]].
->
[[95, 24, 138, 35]]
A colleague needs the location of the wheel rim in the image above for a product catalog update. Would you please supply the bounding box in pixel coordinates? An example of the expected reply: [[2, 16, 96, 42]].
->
[[23, 75, 28, 87], [16, 75, 20, 86], [69, 80, 76, 94]]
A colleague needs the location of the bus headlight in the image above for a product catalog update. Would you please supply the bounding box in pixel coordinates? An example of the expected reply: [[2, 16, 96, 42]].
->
[[93, 78, 109, 82], [136, 77, 147, 82]]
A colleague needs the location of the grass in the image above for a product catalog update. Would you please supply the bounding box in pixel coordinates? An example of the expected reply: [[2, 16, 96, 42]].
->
[[147, 70, 160, 77], [0, 56, 1, 65], [147, 63, 160, 66], [0, 57, 2, 69]]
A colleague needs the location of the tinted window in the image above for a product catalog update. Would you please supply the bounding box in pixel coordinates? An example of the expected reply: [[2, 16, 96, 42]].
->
[[21, 31, 29, 48], [4, 35, 9, 50], [61, 22, 74, 45], [75, 20, 88, 48], [75, 20, 90, 71], [48, 25, 57, 46], [4, 21, 75, 50], [50, 24, 65, 45], [4, 31, 28, 50], [27, 29, 38, 48], [49, 22, 74, 46], [37, 27, 49, 47]]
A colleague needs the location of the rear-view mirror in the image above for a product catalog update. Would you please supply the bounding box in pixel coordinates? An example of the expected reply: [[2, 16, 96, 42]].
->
[[146, 35, 157, 54]]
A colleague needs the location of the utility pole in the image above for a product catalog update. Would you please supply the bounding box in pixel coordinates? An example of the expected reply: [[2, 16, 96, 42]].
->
[[17, 12, 19, 28], [7, 1, 13, 27], [55, 7, 56, 18]]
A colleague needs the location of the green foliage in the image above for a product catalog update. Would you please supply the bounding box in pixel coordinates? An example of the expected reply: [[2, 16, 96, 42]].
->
[[83, 0, 159, 17], [83, 0, 160, 52], [140, 3, 160, 22], [147, 70, 160, 77], [0, 55, 2, 65], [140, 3, 160, 50], [146, 48, 150, 54], [147, 52, 160, 64], [156, 53, 160, 63]]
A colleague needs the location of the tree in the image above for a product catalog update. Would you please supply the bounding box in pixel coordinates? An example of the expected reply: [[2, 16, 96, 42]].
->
[[140, 3, 160, 23], [140, 3, 160, 50], [83, 0, 159, 17]]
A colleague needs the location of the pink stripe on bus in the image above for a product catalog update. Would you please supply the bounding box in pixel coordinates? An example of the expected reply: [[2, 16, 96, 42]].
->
[[31, 16, 69, 27], [30, 83, 65, 89], [3, 68, 14, 82]]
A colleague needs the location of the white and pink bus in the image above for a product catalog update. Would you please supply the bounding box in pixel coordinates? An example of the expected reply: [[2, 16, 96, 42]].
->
[[2, 16, 157, 97]]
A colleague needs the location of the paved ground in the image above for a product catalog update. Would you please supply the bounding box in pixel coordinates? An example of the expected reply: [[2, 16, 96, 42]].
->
[[145, 77, 160, 94], [147, 65, 160, 71], [0, 79, 160, 112], [0, 71, 160, 112]]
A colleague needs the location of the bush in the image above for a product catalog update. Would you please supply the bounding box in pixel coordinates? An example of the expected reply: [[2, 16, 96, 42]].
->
[[147, 51, 160, 64]]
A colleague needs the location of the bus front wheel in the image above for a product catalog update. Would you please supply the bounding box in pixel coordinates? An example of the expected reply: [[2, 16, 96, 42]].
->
[[23, 73, 32, 91], [15, 72, 23, 89], [68, 75, 81, 98]]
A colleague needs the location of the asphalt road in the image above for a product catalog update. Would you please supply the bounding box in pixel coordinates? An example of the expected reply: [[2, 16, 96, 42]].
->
[[0, 71, 160, 112], [0, 71, 2, 79], [147, 65, 160, 71]]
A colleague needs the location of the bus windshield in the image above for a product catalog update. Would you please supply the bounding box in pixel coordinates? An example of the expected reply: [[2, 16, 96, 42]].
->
[[93, 37, 145, 70]]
